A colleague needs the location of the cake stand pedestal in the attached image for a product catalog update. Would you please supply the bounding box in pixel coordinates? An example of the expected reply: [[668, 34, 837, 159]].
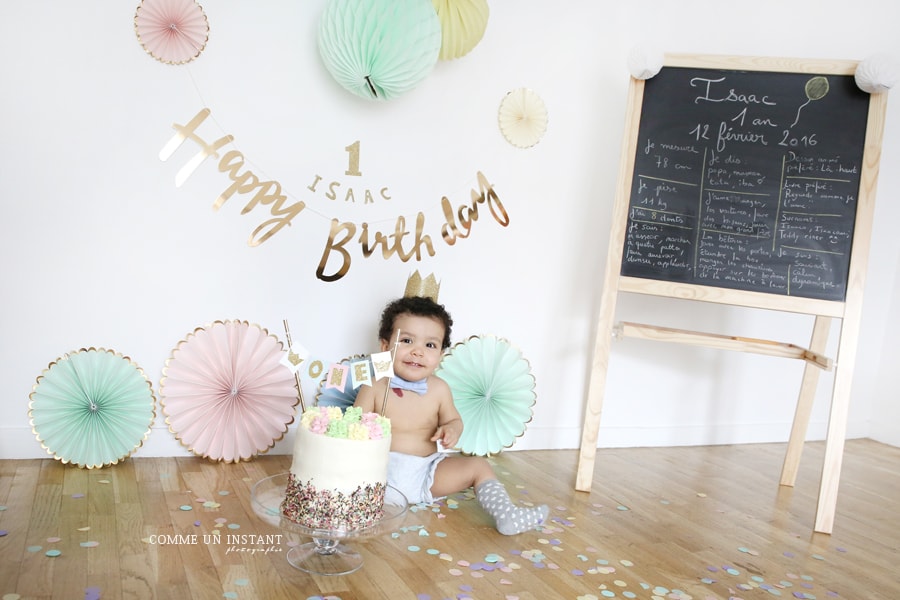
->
[[251, 473, 407, 576]]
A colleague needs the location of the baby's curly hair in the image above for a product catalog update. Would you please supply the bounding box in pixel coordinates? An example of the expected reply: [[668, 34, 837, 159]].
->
[[378, 296, 453, 350]]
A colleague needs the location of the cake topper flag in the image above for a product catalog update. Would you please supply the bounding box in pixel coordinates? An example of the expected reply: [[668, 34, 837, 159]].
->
[[282, 319, 307, 412], [280, 343, 310, 373], [371, 350, 395, 380], [349, 357, 373, 388], [404, 271, 440, 302], [324, 363, 349, 390]]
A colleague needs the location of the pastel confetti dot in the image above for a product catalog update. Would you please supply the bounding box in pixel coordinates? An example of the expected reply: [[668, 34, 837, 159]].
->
[[0, 530, 6, 537], [4, 594, 23, 600], [614, 580, 627, 587], [235, 579, 250, 586], [439, 553, 453, 561], [80, 541, 100, 548], [218, 490, 230, 496], [179, 505, 192, 511], [726, 568, 741, 576], [47, 537, 61, 543], [407, 545, 420, 552], [203, 501, 221, 508], [72, 494, 85, 499], [45, 549, 62, 557], [215, 517, 228, 524], [27, 546, 43, 553], [98, 480, 110, 484], [471, 571, 484, 578], [194, 521, 201, 527], [616, 505, 629, 511], [77, 527, 90, 532], [85, 588, 101, 600], [0, 506, 6, 511], [623, 593, 637, 599], [227, 523, 240, 530], [620, 559, 634, 567], [811, 554, 825, 560], [435, 531, 447, 538], [448, 568, 463, 576], [500, 579, 512, 585], [223, 593, 238, 599], [601, 592, 616, 598]]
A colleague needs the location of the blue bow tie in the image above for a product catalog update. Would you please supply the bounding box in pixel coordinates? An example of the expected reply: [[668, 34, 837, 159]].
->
[[390, 376, 428, 395]]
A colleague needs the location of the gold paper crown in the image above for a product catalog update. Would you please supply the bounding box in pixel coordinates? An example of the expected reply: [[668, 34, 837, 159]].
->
[[404, 271, 441, 302]]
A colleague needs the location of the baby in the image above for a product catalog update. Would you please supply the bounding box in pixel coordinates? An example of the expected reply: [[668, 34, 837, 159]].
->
[[354, 296, 548, 535]]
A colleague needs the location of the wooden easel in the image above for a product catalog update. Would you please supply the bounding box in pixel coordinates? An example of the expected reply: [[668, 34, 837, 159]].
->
[[576, 54, 888, 534]]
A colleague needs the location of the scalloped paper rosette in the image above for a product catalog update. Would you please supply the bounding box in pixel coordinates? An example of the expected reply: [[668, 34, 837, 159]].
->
[[134, 0, 209, 65], [432, 0, 489, 61], [160, 320, 300, 462], [29, 348, 156, 469], [435, 335, 536, 456], [498, 88, 549, 149], [317, 0, 442, 100]]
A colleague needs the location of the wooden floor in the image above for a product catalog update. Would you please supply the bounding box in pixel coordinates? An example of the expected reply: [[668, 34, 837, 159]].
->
[[1, 439, 898, 599]]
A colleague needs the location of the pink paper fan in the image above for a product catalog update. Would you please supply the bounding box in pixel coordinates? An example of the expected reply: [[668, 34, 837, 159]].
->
[[160, 321, 300, 462], [134, 0, 209, 65]]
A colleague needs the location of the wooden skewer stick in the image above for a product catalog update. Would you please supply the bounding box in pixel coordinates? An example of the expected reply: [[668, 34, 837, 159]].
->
[[380, 329, 401, 417], [282, 319, 307, 412]]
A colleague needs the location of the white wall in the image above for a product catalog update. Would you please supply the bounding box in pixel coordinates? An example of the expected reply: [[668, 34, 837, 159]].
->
[[1, 1, 898, 460]]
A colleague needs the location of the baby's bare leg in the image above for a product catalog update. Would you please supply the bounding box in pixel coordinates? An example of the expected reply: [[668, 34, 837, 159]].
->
[[430, 455, 494, 498], [431, 456, 548, 535]]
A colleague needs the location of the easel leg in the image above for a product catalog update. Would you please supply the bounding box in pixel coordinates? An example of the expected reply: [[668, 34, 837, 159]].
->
[[780, 316, 832, 486], [815, 316, 859, 534], [576, 303, 618, 491]]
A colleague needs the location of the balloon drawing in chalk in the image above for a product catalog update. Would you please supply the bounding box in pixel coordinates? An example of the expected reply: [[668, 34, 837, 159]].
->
[[791, 76, 830, 127]]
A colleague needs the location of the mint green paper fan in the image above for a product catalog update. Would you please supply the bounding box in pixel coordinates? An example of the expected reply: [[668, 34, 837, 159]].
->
[[29, 348, 156, 468], [317, 0, 442, 100], [435, 335, 536, 456]]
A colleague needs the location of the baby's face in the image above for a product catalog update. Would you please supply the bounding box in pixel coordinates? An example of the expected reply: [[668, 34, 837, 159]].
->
[[382, 313, 445, 381]]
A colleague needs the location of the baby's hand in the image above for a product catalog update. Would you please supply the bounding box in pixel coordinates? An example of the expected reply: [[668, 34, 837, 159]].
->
[[431, 421, 461, 449]]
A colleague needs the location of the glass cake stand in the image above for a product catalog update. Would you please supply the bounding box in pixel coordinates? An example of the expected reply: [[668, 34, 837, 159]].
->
[[250, 473, 408, 576]]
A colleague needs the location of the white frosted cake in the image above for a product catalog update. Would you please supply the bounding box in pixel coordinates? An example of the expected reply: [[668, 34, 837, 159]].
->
[[281, 406, 391, 531]]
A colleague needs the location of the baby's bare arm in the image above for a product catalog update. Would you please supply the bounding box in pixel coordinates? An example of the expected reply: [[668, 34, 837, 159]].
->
[[353, 384, 376, 412], [430, 377, 463, 448]]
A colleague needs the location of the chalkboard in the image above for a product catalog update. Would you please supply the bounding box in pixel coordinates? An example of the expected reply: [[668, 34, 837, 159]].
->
[[621, 66, 871, 302]]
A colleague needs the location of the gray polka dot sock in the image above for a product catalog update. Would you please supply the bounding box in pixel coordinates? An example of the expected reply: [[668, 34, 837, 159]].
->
[[474, 479, 549, 535]]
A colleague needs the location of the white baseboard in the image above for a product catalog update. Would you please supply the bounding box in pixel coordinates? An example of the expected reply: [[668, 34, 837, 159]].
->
[[0, 418, 874, 460]]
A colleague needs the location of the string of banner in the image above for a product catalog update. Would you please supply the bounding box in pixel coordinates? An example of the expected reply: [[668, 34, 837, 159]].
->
[[281, 318, 400, 414]]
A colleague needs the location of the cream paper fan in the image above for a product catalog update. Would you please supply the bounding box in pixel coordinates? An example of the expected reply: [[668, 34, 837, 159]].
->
[[498, 88, 548, 149]]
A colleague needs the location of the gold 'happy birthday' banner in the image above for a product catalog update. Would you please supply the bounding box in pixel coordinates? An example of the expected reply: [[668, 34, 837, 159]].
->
[[158, 109, 510, 282]]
